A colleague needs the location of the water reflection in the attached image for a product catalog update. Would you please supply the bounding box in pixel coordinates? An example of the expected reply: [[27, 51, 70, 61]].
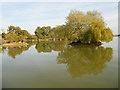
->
[[0, 41, 67, 58], [7, 47, 30, 58], [0, 47, 6, 53], [0, 42, 37, 59], [57, 45, 113, 78], [35, 41, 67, 53], [1, 39, 117, 88], [1, 42, 113, 77]]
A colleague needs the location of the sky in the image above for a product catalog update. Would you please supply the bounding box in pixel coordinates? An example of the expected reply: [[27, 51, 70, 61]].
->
[[0, 2, 118, 35], [1, 1, 119, 90]]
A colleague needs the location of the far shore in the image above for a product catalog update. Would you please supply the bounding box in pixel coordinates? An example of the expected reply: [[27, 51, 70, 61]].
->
[[0, 35, 118, 47], [0, 42, 29, 47]]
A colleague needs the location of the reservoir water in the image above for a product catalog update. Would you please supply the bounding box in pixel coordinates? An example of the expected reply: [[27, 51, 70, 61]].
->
[[1, 37, 118, 88]]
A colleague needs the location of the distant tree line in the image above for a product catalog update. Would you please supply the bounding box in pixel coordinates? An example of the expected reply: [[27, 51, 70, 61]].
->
[[1, 10, 113, 44], [2, 26, 37, 43]]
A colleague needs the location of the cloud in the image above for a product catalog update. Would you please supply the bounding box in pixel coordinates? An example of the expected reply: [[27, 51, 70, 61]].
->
[[1, 2, 118, 35]]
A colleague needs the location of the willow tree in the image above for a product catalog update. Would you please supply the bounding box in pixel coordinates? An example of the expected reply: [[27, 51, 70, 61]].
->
[[66, 10, 113, 43], [5, 31, 18, 42], [52, 25, 67, 40]]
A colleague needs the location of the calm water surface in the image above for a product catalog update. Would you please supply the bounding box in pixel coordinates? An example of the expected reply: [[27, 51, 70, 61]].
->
[[1, 37, 118, 88]]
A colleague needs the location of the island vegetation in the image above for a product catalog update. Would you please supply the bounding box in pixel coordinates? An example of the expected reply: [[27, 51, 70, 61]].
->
[[0, 10, 113, 47]]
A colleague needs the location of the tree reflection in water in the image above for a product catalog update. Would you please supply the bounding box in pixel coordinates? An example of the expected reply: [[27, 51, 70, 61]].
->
[[7, 46, 29, 59], [35, 41, 67, 53], [1, 41, 113, 77], [1, 42, 37, 59], [57, 45, 113, 78], [0, 47, 7, 53], [1, 41, 67, 59]]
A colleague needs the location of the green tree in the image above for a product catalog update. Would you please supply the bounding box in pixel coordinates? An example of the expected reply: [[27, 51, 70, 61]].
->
[[7, 26, 16, 33], [35, 26, 51, 39], [31, 35, 37, 39], [8, 26, 21, 33], [65, 10, 113, 43], [35, 27, 43, 39], [52, 25, 67, 40], [5, 31, 18, 42], [6, 26, 32, 42]]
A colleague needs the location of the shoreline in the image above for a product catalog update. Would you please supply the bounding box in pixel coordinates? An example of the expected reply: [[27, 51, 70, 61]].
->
[[69, 42, 103, 46], [0, 42, 29, 47]]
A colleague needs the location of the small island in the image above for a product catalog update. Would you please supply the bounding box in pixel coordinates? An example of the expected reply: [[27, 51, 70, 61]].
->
[[0, 10, 113, 47]]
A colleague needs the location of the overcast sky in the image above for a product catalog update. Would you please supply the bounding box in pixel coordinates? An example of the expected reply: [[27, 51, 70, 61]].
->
[[0, 2, 118, 34]]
